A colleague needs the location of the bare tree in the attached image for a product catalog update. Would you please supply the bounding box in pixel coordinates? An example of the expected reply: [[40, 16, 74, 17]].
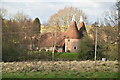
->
[[14, 11, 29, 22], [48, 6, 87, 31], [0, 8, 7, 18], [116, 1, 120, 23], [102, 2, 118, 26]]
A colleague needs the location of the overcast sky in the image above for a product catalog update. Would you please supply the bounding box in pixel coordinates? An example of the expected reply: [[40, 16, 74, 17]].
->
[[0, 0, 116, 24]]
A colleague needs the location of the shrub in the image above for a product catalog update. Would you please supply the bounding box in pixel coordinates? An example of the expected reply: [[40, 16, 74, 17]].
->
[[2, 43, 27, 62], [78, 33, 95, 60], [54, 52, 79, 60], [41, 49, 46, 52]]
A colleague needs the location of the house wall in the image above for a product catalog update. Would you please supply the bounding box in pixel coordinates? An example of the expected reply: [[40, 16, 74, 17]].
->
[[65, 39, 80, 53]]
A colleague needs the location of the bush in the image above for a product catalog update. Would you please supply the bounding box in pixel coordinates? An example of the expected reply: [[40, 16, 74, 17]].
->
[[54, 52, 79, 60], [78, 33, 95, 60], [26, 51, 51, 61], [2, 47, 52, 62], [41, 49, 46, 52], [78, 32, 105, 60], [2, 42, 27, 62]]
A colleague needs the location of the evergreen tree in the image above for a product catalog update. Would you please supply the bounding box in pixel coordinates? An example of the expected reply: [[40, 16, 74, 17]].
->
[[33, 17, 41, 34]]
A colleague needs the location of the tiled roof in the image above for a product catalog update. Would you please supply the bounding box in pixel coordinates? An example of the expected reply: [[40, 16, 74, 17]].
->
[[66, 21, 80, 39], [38, 16, 86, 47], [38, 32, 66, 47]]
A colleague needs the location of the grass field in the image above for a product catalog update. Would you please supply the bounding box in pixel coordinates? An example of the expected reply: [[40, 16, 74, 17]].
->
[[2, 60, 119, 78], [2, 71, 119, 78], [54, 52, 79, 60]]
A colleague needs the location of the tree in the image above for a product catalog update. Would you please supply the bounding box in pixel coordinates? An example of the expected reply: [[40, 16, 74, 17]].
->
[[0, 8, 7, 18], [78, 32, 95, 60], [101, 1, 119, 26], [47, 6, 87, 31], [2, 19, 27, 61], [86, 1, 119, 61], [14, 11, 28, 22], [116, 1, 120, 61], [2, 11, 38, 61], [97, 1, 119, 60], [88, 23, 118, 60], [33, 17, 41, 34]]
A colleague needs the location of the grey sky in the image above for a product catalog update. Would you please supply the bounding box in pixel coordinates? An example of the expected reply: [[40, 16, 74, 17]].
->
[[0, 0, 116, 24]]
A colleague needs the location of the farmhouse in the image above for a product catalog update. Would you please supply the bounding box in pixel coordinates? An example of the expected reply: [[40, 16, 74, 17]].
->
[[36, 16, 86, 53]]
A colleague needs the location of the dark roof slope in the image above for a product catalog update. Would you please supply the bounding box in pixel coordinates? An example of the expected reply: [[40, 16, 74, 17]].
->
[[78, 22, 86, 38], [78, 22, 85, 31]]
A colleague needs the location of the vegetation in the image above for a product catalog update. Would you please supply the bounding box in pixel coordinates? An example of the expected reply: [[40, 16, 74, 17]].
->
[[2, 61, 118, 78], [54, 52, 79, 60], [2, 71, 118, 78], [33, 17, 41, 34], [2, 61, 118, 72], [1, 1, 119, 62], [1, 2, 119, 78], [78, 32, 95, 60], [47, 6, 87, 32], [2, 13, 41, 61], [0, 8, 7, 18], [88, 25, 118, 61]]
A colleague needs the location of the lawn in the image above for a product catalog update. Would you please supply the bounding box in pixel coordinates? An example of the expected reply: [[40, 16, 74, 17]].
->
[[54, 52, 79, 60], [2, 71, 119, 78]]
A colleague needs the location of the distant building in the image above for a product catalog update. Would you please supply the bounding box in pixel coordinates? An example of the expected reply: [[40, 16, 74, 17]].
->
[[36, 16, 86, 53]]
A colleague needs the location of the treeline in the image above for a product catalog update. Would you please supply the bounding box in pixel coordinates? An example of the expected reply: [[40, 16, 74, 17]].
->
[[78, 1, 119, 61], [2, 15, 41, 61], [1, 5, 119, 61], [79, 24, 118, 61]]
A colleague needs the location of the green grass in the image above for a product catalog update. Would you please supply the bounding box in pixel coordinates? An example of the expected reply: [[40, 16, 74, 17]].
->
[[2, 71, 119, 78], [54, 52, 79, 60]]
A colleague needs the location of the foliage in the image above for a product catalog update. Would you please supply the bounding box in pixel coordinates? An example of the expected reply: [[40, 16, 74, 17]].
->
[[2, 19, 27, 62], [3, 71, 118, 78], [33, 17, 41, 34], [88, 25, 118, 60], [47, 6, 87, 31], [41, 25, 68, 33], [78, 33, 95, 60], [2, 7, 118, 62], [13, 11, 29, 22], [2, 15, 37, 61], [2, 61, 118, 76], [102, 44, 118, 60], [2, 43, 27, 62], [0, 8, 7, 18], [54, 52, 79, 60], [26, 51, 51, 61], [101, 1, 119, 26]]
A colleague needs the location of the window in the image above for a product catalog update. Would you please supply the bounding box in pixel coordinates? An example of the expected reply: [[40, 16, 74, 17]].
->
[[68, 39, 70, 43], [74, 46, 77, 49], [67, 50, 70, 52]]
